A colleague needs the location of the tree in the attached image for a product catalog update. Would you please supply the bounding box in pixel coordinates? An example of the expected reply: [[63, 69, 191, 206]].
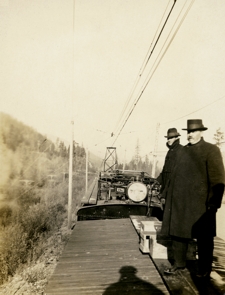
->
[[58, 141, 68, 157], [214, 128, 224, 148], [134, 139, 140, 170]]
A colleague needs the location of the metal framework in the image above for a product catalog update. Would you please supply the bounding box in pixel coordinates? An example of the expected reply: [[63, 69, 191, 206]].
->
[[103, 147, 118, 172]]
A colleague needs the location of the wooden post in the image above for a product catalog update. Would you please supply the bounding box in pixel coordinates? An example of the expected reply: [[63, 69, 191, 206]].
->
[[85, 147, 88, 192], [68, 120, 74, 229], [122, 149, 126, 171], [152, 123, 160, 178]]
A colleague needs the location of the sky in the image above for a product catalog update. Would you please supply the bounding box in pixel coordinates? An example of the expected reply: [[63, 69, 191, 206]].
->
[[1, 0, 225, 168]]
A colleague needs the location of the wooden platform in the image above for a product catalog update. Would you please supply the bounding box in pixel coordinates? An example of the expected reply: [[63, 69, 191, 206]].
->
[[130, 215, 225, 295], [45, 218, 169, 295]]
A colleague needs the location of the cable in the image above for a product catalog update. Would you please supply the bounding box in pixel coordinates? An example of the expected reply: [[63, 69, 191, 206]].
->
[[111, 1, 184, 142], [142, 0, 177, 73], [162, 94, 225, 125], [112, 0, 174, 136], [94, 136, 113, 147], [111, 0, 195, 146]]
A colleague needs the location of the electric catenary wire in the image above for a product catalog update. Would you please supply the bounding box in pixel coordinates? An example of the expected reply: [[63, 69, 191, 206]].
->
[[112, 0, 175, 137], [111, 0, 195, 147], [162, 94, 225, 125], [112, 0, 182, 141], [141, 0, 177, 73]]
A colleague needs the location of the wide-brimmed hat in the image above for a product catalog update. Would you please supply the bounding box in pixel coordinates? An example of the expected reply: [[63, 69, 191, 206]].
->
[[182, 119, 208, 131], [164, 128, 181, 138]]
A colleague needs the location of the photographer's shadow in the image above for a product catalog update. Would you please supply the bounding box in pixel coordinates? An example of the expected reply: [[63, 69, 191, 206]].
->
[[103, 266, 165, 295]]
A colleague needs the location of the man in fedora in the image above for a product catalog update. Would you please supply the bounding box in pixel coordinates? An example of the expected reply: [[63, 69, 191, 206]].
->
[[157, 128, 183, 205], [162, 119, 225, 278]]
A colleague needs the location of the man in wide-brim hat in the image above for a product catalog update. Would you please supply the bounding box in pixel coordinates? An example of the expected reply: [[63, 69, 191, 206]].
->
[[182, 119, 208, 131], [162, 119, 225, 278], [157, 128, 182, 208]]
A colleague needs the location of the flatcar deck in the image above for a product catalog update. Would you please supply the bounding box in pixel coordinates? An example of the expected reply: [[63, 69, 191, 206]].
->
[[130, 215, 225, 295], [45, 218, 169, 295]]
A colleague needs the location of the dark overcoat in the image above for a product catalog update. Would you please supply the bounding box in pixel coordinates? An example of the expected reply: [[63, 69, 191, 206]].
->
[[157, 139, 183, 195], [161, 138, 225, 239]]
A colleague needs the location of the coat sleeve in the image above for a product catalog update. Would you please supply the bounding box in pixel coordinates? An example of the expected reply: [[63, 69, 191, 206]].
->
[[156, 172, 162, 184], [207, 146, 225, 208]]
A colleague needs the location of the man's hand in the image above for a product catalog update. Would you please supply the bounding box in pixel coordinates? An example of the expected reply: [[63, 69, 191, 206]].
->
[[207, 204, 217, 213], [160, 198, 166, 205]]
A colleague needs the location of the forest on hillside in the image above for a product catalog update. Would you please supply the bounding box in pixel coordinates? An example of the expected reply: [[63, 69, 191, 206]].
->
[[0, 112, 97, 188], [0, 112, 97, 285]]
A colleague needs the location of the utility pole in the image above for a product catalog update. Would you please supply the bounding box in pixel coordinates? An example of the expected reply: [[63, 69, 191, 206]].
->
[[122, 149, 126, 171], [135, 139, 140, 170], [85, 147, 88, 192], [68, 120, 74, 229], [68, 0, 76, 229], [152, 123, 160, 178]]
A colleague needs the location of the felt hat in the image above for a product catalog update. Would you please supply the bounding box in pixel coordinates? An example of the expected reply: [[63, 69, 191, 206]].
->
[[164, 128, 181, 138], [182, 119, 208, 131]]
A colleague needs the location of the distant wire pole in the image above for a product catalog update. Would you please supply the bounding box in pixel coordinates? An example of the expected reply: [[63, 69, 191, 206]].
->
[[68, 0, 76, 229], [85, 147, 88, 192], [151, 123, 160, 178], [68, 120, 74, 229]]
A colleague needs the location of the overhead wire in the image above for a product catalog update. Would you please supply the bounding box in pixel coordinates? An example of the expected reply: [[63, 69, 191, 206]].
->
[[94, 135, 113, 147], [112, 0, 174, 137], [141, 0, 177, 73], [111, 0, 195, 146], [162, 94, 225, 125], [74, 1, 179, 158], [93, 130, 136, 147], [112, 0, 180, 142]]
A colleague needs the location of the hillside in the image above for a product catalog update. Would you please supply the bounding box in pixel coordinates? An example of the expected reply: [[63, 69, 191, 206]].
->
[[0, 112, 96, 291], [0, 112, 99, 186]]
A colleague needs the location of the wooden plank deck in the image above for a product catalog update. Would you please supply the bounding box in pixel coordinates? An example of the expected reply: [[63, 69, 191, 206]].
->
[[130, 215, 225, 295], [45, 219, 169, 295]]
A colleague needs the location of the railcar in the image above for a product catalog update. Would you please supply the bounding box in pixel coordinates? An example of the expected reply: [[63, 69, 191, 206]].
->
[[77, 167, 164, 221]]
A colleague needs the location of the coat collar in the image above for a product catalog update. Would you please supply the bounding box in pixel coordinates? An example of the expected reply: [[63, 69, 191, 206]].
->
[[166, 138, 180, 150], [187, 137, 204, 147]]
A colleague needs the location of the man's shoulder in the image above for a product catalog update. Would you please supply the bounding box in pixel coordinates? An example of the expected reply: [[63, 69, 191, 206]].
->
[[176, 144, 183, 152], [200, 140, 219, 151], [184, 139, 218, 151], [174, 143, 183, 150]]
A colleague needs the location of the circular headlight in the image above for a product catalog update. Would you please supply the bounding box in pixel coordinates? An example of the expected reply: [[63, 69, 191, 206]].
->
[[127, 182, 148, 202]]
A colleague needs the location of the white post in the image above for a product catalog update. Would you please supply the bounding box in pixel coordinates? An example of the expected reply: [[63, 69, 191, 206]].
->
[[68, 120, 74, 229], [85, 147, 88, 192], [122, 149, 126, 171], [152, 123, 160, 178], [152, 154, 157, 178]]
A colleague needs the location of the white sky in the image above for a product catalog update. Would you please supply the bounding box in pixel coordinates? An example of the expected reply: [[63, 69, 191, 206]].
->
[[1, 0, 225, 165]]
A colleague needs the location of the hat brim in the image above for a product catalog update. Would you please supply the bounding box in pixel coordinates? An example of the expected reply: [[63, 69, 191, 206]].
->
[[182, 127, 208, 131], [164, 134, 180, 138]]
